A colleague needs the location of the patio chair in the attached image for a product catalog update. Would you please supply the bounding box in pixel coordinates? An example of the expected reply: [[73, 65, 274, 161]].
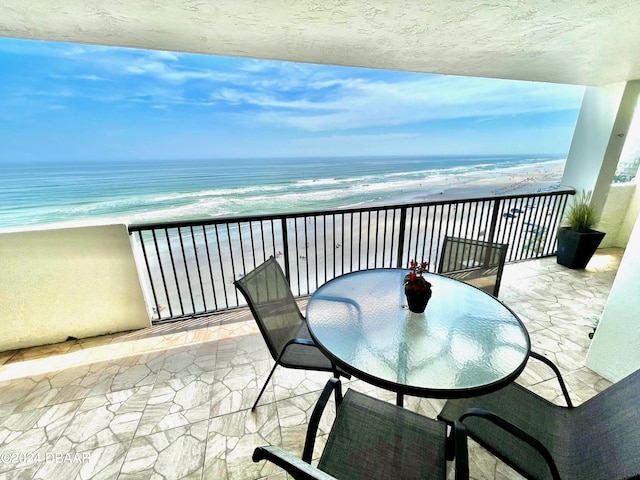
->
[[234, 257, 348, 411], [437, 236, 508, 297], [438, 352, 640, 480], [253, 378, 470, 480]]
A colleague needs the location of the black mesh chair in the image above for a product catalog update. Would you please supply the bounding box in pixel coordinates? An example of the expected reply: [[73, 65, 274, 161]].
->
[[438, 352, 640, 480], [235, 257, 347, 411], [253, 378, 470, 480], [437, 236, 509, 297]]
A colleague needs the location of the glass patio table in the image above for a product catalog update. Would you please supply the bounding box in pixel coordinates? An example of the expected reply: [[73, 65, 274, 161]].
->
[[306, 269, 530, 405]]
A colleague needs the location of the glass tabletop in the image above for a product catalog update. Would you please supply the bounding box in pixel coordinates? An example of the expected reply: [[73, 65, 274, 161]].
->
[[306, 269, 530, 398]]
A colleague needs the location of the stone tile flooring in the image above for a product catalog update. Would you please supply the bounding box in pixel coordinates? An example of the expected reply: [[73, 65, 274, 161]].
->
[[0, 248, 623, 480]]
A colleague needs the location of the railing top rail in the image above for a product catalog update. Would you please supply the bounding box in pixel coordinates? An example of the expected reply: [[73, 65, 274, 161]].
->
[[128, 187, 576, 232]]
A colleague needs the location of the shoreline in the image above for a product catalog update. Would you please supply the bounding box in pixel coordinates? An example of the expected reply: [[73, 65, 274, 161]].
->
[[363, 162, 566, 207], [1, 161, 567, 234]]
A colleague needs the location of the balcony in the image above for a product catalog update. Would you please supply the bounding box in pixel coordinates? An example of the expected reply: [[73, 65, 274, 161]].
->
[[0, 247, 621, 479]]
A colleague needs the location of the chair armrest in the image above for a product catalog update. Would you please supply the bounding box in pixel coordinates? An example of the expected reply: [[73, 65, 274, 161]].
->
[[460, 408, 561, 480], [253, 446, 338, 480], [529, 351, 574, 408], [452, 421, 469, 480], [287, 338, 316, 348], [302, 378, 342, 463]]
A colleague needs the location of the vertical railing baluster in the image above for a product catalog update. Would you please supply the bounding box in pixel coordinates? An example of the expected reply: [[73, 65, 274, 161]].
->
[[418, 206, 427, 262], [550, 194, 569, 253], [396, 206, 408, 268], [202, 225, 218, 310], [165, 228, 184, 316], [226, 223, 237, 306], [260, 220, 267, 261], [365, 211, 372, 268], [427, 204, 436, 269], [317, 215, 323, 287], [352, 212, 356, 271], [304, 216, 310, 295], [541, 195, 556, 256], [177, 227, 195, 314], [214, 225, 227, 308], [532, 197, 551, 258], [281, 217, 290, 281], [332, 213, 338, 275], [406, 206, 415, 262], [237, 221, 247, 292], [486, 199, 501, 245], [269, 218, 278, 258], [292, 218, 300, 294], [340, 213, 345, 275], [190, 226, 206, 313], [389, 208, 397, 267]]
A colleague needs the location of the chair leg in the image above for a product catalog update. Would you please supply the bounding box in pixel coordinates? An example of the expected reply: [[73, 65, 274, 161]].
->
[[331, 365, 344, 405], [445, 426, 456, 461], [252, 362, 279, 412]]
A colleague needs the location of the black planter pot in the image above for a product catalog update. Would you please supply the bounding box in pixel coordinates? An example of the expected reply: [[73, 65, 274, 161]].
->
[[405, 286, 432, 313], [556, 227, 606, 269]]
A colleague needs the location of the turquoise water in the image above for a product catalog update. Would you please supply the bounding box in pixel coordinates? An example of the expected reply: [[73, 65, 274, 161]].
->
[[0, 155, 563, 231]]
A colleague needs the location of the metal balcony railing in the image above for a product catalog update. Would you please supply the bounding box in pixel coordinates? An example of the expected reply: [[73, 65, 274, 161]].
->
[[128, 188, 574, 322]]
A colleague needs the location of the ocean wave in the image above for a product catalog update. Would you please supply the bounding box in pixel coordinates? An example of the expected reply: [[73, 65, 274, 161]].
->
[[1, 155, 567, 230]]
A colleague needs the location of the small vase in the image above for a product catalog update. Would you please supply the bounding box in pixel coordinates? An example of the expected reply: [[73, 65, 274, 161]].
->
[[405, 285, 432, 313]]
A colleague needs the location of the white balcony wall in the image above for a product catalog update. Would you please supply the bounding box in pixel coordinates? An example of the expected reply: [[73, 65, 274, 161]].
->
[[599, 182, 639, 247], [0, 224, 150, 352]]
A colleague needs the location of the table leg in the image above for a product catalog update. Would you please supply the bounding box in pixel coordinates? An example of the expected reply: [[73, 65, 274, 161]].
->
[[396, 392, 404, 407]]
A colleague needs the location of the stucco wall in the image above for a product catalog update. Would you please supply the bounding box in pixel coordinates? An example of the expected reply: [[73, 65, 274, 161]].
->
[[0, 224, 150, 352], [599, 182, 639, 247], [586, 212, 640, 381], [618, 181, 640, 245]]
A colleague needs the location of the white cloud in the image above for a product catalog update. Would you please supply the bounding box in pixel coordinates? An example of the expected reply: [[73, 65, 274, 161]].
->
[[1, 38, 585, 142], [294, 132, 422, 145], [76, 74, 107, 81], [50, 73, 108, 82], [211, 88, 337, 110], [241, 75, 584, 131]]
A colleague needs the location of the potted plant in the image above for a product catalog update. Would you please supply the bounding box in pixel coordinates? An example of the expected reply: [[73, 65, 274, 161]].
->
[[404, 260, 432, 313], [556, 190, 606, 269]]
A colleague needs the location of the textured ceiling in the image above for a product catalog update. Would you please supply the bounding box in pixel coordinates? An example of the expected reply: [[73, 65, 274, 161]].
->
[[2, 0, 640, 86]]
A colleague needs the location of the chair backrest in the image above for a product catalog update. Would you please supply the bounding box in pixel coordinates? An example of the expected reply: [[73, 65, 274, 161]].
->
[[569, 367, 640, 479], [438, 236, 509, 296], [234, 257, 304, 361]]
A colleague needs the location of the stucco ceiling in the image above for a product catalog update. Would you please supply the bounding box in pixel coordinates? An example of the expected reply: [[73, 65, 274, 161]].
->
[[1, 0, 640, 86]]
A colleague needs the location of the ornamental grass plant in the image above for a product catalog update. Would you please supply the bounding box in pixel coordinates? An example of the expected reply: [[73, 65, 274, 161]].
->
[[565, 190, 599, 233]]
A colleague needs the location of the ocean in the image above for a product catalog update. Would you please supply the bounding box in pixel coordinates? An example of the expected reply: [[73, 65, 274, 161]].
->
[[0, 154, 564, 232]]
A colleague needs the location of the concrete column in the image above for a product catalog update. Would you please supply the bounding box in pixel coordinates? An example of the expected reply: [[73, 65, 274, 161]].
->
[[562, 81, 640, 217], [586, 215, 640, 381], [566, 81, 640, 381]]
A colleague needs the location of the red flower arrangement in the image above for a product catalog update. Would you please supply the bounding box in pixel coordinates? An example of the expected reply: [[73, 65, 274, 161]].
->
[[404, 259, 431, 292]]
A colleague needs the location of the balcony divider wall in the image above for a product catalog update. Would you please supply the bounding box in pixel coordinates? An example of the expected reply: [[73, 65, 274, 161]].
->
[[128, 189, 573, 322]]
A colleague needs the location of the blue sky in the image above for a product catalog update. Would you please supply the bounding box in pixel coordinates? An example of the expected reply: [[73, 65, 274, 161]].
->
[[0, 37, 586, 162]]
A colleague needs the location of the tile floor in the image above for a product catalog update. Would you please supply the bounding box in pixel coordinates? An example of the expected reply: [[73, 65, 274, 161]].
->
[[0, 248, 623, 480]]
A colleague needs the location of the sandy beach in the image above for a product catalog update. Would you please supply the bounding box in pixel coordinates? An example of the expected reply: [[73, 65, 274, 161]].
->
[[400, 162, 566, 204], [133, 159, 568, 320]]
